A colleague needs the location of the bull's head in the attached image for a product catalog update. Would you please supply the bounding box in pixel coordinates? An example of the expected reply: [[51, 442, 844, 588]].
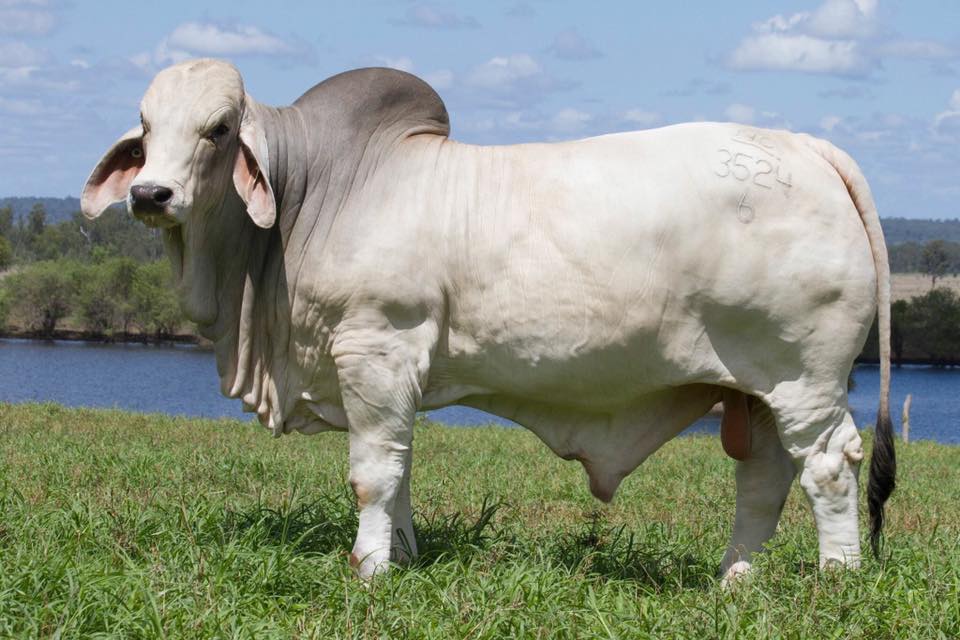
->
[[80, 59, 276, 325], [81, 59, 275, 229]]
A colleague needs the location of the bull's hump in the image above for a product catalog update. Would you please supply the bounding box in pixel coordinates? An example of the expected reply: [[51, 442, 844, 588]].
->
[[292, 67, 450, 138]]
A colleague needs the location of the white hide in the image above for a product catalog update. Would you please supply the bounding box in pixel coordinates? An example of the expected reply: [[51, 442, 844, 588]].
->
[[82, 60, 891, 580]]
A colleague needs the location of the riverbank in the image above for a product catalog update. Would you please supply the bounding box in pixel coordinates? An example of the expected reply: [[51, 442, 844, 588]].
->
[[0, 403, 956, 637], [0, 326, 205, 346]]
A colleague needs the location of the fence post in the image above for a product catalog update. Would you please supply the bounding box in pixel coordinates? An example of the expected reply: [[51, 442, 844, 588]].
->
[[901, 394, 912, 444]]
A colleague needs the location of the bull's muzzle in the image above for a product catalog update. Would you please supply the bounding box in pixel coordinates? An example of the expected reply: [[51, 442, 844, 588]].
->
[[130, 183, 173, 213], [130, 183, 178, 227]]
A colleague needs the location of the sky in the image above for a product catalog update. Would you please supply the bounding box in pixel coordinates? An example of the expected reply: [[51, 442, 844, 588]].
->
[[0, 0, 958, 219]]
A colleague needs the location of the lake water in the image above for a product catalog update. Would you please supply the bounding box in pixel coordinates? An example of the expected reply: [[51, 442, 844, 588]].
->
[[1, 338, 958, 444]]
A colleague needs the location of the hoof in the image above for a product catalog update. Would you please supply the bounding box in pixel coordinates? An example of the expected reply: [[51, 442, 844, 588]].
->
[[720, 560, 752, 588]]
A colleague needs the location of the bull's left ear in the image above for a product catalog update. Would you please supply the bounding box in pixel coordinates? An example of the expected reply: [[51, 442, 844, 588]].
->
[[233, 105, 276, 229], [80, 126, 144, 219]]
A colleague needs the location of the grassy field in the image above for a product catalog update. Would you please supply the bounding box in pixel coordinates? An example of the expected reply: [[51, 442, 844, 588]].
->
[[891, 273, 960, 300], [0, 403, 957, 638]]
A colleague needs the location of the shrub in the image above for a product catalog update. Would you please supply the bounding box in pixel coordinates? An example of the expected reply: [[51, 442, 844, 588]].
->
[[902, 288, 960, 364], [132, 260, 183, 337], [0, 236, 12, 270], [0, 286, 9, 330], [4, 260, 78, 336], [76, 258, 139, 335]]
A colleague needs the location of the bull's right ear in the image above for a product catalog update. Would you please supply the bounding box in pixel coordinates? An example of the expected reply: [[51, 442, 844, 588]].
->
[[233, 104, 276, 229], [80, 126, 145, 219]]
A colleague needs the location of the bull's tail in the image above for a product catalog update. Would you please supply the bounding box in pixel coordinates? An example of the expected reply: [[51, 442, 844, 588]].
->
[[808, 137, 896, 558]]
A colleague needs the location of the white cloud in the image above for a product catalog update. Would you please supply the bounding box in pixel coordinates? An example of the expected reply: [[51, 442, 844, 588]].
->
[[728, 33, 870, 75], [391, 4, 479, 29], [724, 103, 755, 124], [0, 0, 56, 36], [0, 95, 49, 115], [876, 39, 956, 60], [374, 55, 414, 73], [461, 54, 574, 108], [621, 108, 661, 127], [465, 54, 542, 90], [729, 0, 960, 78], [933, 89, 960, 140], [424, 69, 454, 90], [806, 0, 877, 38], [820, 114, 843, 132], [167, 22, 294, 57], [550, 107, 591, 131], [727, 0, 877, 76], [132, 22, 309, 70], [547, 29, 602, 61], [0, 40, 47, 68]]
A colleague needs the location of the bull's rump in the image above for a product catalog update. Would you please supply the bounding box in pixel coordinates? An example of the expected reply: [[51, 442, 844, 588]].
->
[[436, 123, 877, 407]]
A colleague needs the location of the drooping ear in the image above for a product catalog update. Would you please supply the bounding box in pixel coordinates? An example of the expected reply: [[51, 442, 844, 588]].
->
[[233, 106, 276, 229], [80, 126, 145, 219]]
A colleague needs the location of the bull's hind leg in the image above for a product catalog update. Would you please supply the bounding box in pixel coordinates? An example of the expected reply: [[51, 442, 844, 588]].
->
[[721, 399, 796, 584], [770, 386, 865, 569]]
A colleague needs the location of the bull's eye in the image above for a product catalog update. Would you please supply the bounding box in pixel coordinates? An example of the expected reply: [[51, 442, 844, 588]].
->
[[208, 123, 230, 141], [131, 146, 143, 159]]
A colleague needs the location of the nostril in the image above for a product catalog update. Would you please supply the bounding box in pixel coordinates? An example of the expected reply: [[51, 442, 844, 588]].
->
[[153, 187, 173, 204], [130, 184, 173, 209], [130, 184, 151, 204]]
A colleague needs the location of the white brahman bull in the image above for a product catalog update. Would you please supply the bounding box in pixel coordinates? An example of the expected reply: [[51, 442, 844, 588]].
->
[[81, 59, 896, 582]]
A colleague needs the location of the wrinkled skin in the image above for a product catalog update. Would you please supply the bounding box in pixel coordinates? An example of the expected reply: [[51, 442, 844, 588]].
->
[[82, 59, 893, 582]]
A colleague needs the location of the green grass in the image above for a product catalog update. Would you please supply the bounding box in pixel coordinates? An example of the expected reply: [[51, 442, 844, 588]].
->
[[0, 403, 958, 638]]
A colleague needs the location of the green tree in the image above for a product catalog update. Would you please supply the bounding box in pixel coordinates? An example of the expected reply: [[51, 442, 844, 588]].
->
[[4, 260, 77, 336], [890, 299, 909, 364], [32, 222, 88, 261], [76, 258, 139, 335], [81, 208, 164, 262], [921, 240, 950, 288], [27, 203, 46, 237], [132, 260, 183, 337], [0, 206, 12, 238], [0, 236, 12, 270], [0, 285, 9, 330], [902, 288, 960, 365]]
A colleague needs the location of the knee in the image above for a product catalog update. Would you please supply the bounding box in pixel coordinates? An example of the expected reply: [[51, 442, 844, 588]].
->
[[350, 479, 376, 509], [349, 476, 397, 510], [799, 421, 863, 487], [800, 451, 852, 497]]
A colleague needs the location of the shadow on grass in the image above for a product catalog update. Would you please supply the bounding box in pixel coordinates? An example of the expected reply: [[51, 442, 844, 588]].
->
[[219, 494, 715, 591], [219, 491, 358, 554], [550, 512, 716, 591]]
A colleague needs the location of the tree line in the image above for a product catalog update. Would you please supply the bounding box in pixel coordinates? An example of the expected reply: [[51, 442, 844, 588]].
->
[[852, 288, 960, 366], [0, 202, 164, 268], [0, 257, 183, 339], [2, 203, 960, 360], [0, 203, 182, 339], [889, 240, 960, 286]]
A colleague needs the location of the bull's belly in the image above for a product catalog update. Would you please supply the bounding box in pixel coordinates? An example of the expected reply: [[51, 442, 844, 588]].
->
[[421, 378, 721, 501], [424, 317, 729, 413]]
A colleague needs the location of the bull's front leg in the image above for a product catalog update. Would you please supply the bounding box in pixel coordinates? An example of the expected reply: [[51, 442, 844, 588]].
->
[[334, 320, 435, 579], [391, 447, 417, 562], [347, 427, 414, 578]]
